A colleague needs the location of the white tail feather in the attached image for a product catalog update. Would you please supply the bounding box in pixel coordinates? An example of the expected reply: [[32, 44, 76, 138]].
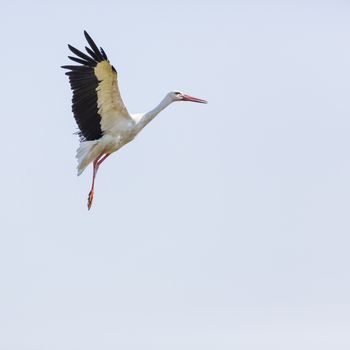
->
[[76, 141, 99, 175]]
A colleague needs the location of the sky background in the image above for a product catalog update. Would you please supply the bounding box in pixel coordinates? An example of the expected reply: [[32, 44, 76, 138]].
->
[[1, 0, 350, 349]]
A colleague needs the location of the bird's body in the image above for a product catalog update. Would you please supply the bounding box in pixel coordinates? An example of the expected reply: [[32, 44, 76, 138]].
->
[[76, 94, 176, 175], [62, 31, 207, 209]]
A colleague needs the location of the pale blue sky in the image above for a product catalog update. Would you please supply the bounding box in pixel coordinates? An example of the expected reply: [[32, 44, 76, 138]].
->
[[1, 0, 350, 349]]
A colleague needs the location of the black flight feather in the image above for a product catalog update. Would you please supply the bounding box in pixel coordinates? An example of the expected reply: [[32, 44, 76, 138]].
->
[[61, 65, 92, 71], [85, 46, 100, 62], [100, 47, 108, 61], [68, 56, 93, 66], [84, 31, 103, 61], [68, 44, 96, 65]]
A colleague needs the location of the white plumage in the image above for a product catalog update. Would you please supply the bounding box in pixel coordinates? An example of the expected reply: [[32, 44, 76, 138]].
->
[[62, 31, 207, 209]]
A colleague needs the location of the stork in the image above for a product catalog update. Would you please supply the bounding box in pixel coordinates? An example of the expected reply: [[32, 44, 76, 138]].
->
[[62, 31, 207, 210]]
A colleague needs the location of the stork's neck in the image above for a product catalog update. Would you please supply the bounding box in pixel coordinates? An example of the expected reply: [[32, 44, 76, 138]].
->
[[136, 95, 173, 131]]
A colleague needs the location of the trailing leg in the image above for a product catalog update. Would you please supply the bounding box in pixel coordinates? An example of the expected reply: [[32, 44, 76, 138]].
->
[[87, 153, 111, 210]]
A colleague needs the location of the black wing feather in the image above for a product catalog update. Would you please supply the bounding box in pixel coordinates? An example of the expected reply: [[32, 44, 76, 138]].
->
[[68, 44, 96, 65], [84, 30, 104, 61], [100, 47, 108, 60], [85, 46, 101, 62], [62, 65, 92, 72], [62, 31, 113, 141], [68, 56, 94, 66]]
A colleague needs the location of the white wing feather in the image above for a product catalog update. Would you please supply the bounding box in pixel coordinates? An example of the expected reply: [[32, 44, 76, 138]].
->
[[94, 61, 134, 133]]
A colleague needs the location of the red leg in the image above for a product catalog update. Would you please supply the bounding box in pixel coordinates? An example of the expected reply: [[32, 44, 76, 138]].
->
[[87, 153, 111, 210], [97, 153, 110, 166], [87, 157, 99, 210]]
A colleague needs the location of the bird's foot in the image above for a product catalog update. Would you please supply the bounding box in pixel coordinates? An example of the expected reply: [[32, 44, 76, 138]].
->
[[87, 190, 94, 210]]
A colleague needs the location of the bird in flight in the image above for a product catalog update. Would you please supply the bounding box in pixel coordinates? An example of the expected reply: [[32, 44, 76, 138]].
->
[[62, 31, 207, 210]]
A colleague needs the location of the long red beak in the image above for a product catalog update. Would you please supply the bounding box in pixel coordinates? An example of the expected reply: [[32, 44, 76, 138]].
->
[[181, 94, 208, 104]]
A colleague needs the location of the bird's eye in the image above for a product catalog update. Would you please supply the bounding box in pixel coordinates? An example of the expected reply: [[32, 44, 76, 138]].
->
[[174, 92, 181, 95]]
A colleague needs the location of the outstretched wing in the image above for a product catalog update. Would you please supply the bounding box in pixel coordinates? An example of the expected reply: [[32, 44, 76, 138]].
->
[[62, 31, 131, 141]]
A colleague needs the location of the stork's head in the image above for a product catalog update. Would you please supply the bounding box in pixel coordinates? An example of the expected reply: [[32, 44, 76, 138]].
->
[[169, 91, 207, 104]]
